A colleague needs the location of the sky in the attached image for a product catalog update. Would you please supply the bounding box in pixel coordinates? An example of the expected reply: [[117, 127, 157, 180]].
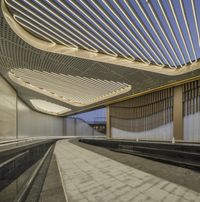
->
[[70, 108, 106, 124]]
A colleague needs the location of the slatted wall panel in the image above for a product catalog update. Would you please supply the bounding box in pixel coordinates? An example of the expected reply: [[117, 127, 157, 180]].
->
[[110, 88, 174, 140], [183, 81, 200, 141]]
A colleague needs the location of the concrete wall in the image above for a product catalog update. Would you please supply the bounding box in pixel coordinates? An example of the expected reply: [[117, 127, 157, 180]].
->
[[64, 117, 104, 136], [183, 98, 200, 142], [0, 75, 64, 138], [184, 113, 200, 142], [0, 76, 17, 138], [0, 74, 103, 138], [17, 99, 63, 137]]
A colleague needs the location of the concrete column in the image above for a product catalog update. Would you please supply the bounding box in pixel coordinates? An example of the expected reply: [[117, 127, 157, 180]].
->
[[173, 86, 183, 140], [74, 118, 77, 136], [16, 97, 18, 139], [63, 118, 66, 136], [106, 106, 111, 138]]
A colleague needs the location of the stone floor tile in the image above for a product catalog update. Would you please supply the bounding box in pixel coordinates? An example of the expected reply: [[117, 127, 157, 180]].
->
[[54, 140, 200, 202]]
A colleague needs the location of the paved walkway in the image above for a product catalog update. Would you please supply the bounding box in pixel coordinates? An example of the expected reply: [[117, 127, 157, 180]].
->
[[54, 140, 200, 202]]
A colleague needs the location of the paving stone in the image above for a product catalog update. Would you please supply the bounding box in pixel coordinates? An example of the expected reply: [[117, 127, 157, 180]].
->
[[144, 187, 169, 201], [54, 140, 200, 202], [131, 194, 152, 202], [162, 193, 184, 202]]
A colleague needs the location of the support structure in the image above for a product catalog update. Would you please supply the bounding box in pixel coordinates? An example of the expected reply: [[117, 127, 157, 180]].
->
[[173, 86, 183, 140], [106, 106, 111, 138]]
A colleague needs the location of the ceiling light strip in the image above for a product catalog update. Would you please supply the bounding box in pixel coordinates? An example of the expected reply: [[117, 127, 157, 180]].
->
[[32, 72, 113, 95], [50, 73, 122, 92], [54, 0, 122, 58], [18, 71, 129, 101], [33, 0, 99, 53], [157, 0, 187, 65], [18, 70, 123, 96], [73, 0, 136, 61], [9, 69, 131, 106], [14, 14, 73, 48], [179, 0, 197, 61], [95, 0, 151, 64], [135, 0, 173, 68], [5, 0, 199, 68], [147, 1, 180, 67], [46, 0, 117, 57], [14, 15, 62, 46], [168, 0, 192, 64], [114, 0, 163, 66], [10, 72, 80, 105], [191, 0, 200, 47], [124, 1, 167, 66], [20, 0, 98, 53], [5, 0, 77, 48], [7, 0, 96, 51]]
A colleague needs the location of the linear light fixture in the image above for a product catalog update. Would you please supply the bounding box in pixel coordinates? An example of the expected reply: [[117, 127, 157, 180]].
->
[[123, 1, 167, 66], [179, 0, 197, 61], [90, 0, 150, 63], [44, 0, 117, 57], [4, 0, 200, 69], [114, 0, 162, 66], [191, 0, 200, 47], [71, 0, 136, 61], [30, 99, 71, 116], [9, 68, 131, 107], [157, 0, 186, 65], [168, 0, 192, 64], [147, 0, 181, 67]]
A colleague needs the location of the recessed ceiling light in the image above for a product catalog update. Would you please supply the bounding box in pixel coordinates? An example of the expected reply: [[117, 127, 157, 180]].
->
[[30, 99, 71, 115]]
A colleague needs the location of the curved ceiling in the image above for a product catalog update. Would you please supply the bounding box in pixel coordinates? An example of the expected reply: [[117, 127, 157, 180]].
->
[[30, 99, 71, 115], [9, 68, 131, 107], [0, 0, 200, 116], [3, 0, 200, 75]]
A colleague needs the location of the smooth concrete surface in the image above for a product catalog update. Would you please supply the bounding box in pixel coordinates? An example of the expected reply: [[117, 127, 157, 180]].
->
[[184, 111, 200, 142], [54, 140, 200, 202], [18, 99, 64, 137], [0, 75, 64, 138], [0, 76, 16, 138], [64, 118, 104, 136]]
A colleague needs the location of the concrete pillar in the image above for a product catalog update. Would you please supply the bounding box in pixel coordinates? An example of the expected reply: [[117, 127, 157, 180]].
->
[[63, 118, 66, 136], [106, 106, 111, 138], [74, 118, 77, 136], [173, 86, 183, 140]]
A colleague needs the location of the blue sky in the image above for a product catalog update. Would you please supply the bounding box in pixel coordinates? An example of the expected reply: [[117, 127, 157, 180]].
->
[[71, 108, 106, 123]]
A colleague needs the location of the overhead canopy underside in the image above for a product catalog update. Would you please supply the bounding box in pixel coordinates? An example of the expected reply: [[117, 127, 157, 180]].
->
[[0, 0, 200, 116]]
